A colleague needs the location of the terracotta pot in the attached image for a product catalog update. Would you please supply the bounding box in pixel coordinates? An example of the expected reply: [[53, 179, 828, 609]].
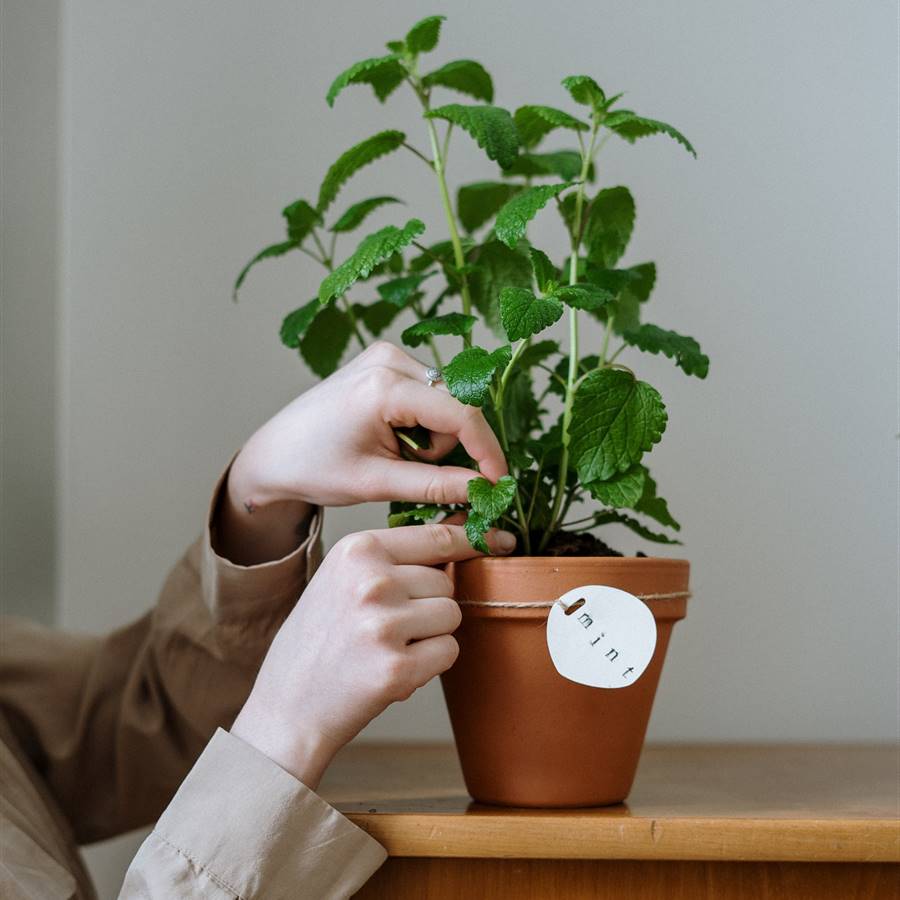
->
[[441, 556, 689, 807]]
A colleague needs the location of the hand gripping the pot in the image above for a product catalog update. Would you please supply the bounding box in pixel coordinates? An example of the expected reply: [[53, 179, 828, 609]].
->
[[230, 522, 514, 789], [217, 340, 509, 566]]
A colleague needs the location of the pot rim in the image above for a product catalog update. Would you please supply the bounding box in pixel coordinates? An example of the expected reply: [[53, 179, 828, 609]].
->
[[454, 555, 690, 567]]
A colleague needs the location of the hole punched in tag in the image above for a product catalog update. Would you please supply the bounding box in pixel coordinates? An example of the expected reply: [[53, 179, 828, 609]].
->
[[563, 597, 586, 616]]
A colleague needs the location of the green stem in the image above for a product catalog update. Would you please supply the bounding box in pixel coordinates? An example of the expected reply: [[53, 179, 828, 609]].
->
[[541, 123, 600, 550], [599, 314, 615, 364], [311, 227, 365, 350], [339, 296, 367, 349], [411, 299, 444, 369]]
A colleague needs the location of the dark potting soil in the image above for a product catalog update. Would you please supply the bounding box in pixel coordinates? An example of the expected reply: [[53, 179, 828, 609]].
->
[[524, 529, 649, 558]]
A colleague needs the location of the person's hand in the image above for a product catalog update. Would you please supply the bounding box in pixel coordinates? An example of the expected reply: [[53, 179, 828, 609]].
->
[[217, 342, 508, 564], [230, 522, 514, 789]]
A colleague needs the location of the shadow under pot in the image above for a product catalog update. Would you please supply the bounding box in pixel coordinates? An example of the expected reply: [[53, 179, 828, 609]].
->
[[441, 556, 690, 808]]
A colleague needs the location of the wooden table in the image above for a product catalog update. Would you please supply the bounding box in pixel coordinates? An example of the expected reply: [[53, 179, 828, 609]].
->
[[319, 743, 899, 899]]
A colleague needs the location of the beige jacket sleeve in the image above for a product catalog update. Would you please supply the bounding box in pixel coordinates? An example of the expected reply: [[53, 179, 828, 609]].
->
[[120, 729, 386, 899]]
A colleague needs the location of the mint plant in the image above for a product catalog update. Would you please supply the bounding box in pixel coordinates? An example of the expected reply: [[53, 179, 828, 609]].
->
[[234, 14, 708, 555]]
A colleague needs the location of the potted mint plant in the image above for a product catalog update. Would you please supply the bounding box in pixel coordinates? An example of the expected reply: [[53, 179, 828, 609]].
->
[[235, 14, 706, 807]]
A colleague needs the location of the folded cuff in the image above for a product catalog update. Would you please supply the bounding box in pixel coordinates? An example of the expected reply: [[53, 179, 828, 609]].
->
[[152, 729, 386, 899], [200, 460, 323, 644]]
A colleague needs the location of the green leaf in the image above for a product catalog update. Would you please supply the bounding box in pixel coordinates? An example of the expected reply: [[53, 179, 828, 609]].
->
[[464, 512, 491, 553], [233, 241, 297, 300], [623, 262, 656, 302], [495, 183, 571, 248], [569, 368, 667, 482], [500, 287, 564, 341], [353, 300, 401, 336], [282, 199, 322, 242], [401, 312, 476, 347], [500, 370, 540, 444], [457, 181, 521, 233], [513, 105, 588, 147], [330, 196, 402, 233], [467, 241, 532, 333], [583, 186, 635, 266], [604, 110, 696, 157], [422, 59, 494, 102], [621, 324, 709, 378], [591, 510, 681, 544], [425, 104, 519, 169], [299, 304, 354, 376], [279, 298, 321, 348], [317, 130, 406, 213], [586, 464, 646, 508], [634, 468, 680, 531], [326, 55, 406, 107], [388, 503, 443, 527], [319, 219, 425, 304], [561, 75, 606, 109], [406, 14, 445, 53], [503, 150, 587, 181], [444, 344, 512, 406], [518, 339, 559, 370], [552, 282, 615, 311], [376, 271, 434, 307], [529, 247, 559, 292], [468, 474, 518, 521]]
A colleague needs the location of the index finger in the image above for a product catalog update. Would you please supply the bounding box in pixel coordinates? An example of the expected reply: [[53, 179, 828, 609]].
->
[[374, 523, 514, 565], [387, 380, 508, 483]]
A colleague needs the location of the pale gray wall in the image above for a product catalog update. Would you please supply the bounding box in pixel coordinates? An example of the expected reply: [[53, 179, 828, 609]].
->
[[2, 1, 897, 896], [1, 0, 60, 624]]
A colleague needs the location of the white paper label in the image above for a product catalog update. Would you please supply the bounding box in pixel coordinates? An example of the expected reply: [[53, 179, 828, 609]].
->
[[546, 585, 657, 689]]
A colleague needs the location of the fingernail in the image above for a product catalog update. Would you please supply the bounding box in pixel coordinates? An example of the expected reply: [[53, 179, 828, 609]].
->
[[493, 530, 517, 554]]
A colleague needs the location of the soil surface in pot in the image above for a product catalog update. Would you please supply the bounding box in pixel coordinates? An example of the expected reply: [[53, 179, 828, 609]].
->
[[525, 529, 648, 558]]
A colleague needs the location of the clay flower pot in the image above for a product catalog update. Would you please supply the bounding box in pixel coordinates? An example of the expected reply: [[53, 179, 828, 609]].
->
[[441, 556, 689, 807]]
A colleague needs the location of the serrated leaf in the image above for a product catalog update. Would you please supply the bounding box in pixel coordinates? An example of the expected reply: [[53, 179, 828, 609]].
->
[[570, 368, 667, 482], [353, 300, 401, 336], [583, 186, 635, 266], [401, 312, 476, 347], [503, 150, 588, 181], [468, 474, 517, 522], [233, 240, 297, 300], [634, 469, 680, 531], [586, 464, 646, 508], [329, 196, 402, 233], [319, 219, 425, 304], [529, 247, 559, 292], [604, 110, 696, 157], [422, 59, 494, 102], [426, 104, 519, 168], [326, 54, 406, 107], [464, 512, 491, 553], [518, 339, 560, 370], [282, 199, 322, 243], [377, 271, 434, 307], [388, 503, 443, 527], [500, 287, 563, 341], [495, 183, 571, 248], [592, 510, 681, 544], [552, 282, 615, 311], [513, 105, 589, 148], [457, 181, 521, 233], [317, 130, 406, 213], [444, 344, 512, 406], [467, 240, 532, 334], [406, 14, 445, 53], [299, 304, 354, 376], [561, 75, 606, 109], [621, 324, 709, 378], [280, 298, 321, 348]]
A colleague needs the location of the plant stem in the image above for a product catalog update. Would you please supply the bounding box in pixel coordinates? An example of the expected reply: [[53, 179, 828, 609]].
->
[[599, 314, 615, 364], [411, 299, 444, 369], [541, 124, 599, 549], [311, 226, 366, 350], [402, 142, 434, 169], [339, 296, 367, 349]]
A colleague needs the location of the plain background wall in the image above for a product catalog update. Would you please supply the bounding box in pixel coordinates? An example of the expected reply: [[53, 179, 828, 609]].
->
[[2, 1, 898, 896]]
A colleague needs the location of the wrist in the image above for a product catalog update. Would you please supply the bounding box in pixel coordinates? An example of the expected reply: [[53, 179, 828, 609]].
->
[[231, 703, 338, 791]]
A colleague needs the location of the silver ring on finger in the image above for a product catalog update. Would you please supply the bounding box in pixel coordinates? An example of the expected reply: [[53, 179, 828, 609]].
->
[[425, 366, 443, 387]]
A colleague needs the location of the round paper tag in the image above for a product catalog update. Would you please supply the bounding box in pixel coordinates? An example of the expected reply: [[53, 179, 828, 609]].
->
[[546, 585, 657, 689]]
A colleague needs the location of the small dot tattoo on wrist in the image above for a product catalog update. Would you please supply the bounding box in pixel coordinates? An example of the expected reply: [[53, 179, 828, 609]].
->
[[244, 499, 257, 515]]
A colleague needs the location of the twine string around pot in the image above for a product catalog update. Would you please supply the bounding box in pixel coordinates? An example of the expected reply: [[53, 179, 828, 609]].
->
[[456, 590, 691, 609]]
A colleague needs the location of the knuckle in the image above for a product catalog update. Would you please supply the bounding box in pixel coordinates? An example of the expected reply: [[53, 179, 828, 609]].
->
[[438, 571, 455, 598], [335, 531, 380, 561], [365, 340, 401, 365], [359, 574, 392, 605], [359, 613, 394, 646], [443, 597, 463, 631], [381, 654, 414, 701], [439, 635, 460, 671], [423, 523, 457, 558]]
